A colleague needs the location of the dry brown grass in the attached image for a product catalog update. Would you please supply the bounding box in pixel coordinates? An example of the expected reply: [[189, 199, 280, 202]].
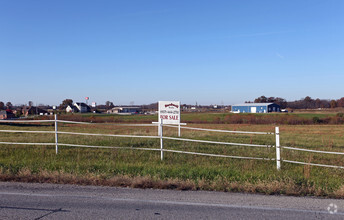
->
[[0, 168, 196, 190], [333, 185, 344, 198], [293, 108, 344, 114], [1, 168, 342, 198]]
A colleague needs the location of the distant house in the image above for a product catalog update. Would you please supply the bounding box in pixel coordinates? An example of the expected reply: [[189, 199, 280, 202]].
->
[[66, 103, 91, 113], [0, 110, 15, 119], [107, 107, 141, 115], [66, 105, 79, 113], [74, 102, 91, 113], [231, 103, 280, 113], [22, 106, 49, 116]]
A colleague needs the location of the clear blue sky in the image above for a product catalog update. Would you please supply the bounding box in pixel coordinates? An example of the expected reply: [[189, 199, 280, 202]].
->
[[1, 0, 343, 106]]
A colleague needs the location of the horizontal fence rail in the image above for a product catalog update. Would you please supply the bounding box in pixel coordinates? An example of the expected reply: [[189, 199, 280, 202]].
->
[[281, 145, 344, 170], [0, 119, 90, 125], [0, 130, 55, 134], [55, 120, 91, 124], [0, 120, 54, 123], [0, 120, 158, 126], [103, 123, 158, 127], [283, 160, 344, 169], [163, 136, 273, 148], [57, 143, 162, 152], [0, 141, 56, 146], [164, 124, 274, 135], [161, 149, 274, 161], [282, 146, 344, 155], [57, 131, 160, 139]]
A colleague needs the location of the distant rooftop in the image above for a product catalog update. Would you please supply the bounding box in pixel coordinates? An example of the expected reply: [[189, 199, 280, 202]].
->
[[232, 103, 275, 107], [111, 106, 141, 109]]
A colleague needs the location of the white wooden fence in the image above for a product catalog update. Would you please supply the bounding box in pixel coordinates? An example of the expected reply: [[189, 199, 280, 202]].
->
[[0, 116, 343, 170]]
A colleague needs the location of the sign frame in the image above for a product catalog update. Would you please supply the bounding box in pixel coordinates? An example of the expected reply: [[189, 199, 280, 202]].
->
[[158, 101, 180, 125]]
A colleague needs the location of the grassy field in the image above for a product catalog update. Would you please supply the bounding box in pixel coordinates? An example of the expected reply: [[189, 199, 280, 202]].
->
[[56, 111, 344, 124], [1, 113, 344, 198]]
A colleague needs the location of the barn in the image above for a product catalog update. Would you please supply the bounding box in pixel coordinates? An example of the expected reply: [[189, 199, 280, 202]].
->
[[231, 103, 280, 113]]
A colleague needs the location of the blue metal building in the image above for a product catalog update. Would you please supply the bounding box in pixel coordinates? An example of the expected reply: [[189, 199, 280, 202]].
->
[[231, 103, 280, 113]]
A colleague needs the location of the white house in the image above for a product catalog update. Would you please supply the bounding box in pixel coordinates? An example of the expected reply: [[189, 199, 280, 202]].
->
[[66, 103, 91, 113]]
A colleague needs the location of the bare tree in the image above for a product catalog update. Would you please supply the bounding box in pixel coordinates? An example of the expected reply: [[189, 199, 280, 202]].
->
[[105, 101, 114, 109], [6, 102, 12, 110], [59, 99, 73, 110], [337, 97, 344, 107], [330, 100, 337, 108], [254, 96, 268, 103]]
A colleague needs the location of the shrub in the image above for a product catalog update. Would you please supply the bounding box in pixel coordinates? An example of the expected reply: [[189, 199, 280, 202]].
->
[[312, 117, 321, 124], [336, 113, 344, 118]]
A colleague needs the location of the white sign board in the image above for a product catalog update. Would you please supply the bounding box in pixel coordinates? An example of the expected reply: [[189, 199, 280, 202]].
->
[[159, 101, 180, 124]]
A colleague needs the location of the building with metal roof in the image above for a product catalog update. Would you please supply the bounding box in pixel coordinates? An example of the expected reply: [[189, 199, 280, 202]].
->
[[231, 103, 280, 113], [106, 106, 141, 115]]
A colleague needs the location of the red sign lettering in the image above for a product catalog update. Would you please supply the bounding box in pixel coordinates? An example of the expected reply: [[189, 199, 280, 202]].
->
[[160, 115, 168, 119], [169, 115, 178, 120]]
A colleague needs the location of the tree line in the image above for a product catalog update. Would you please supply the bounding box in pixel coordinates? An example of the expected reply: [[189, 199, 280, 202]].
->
[[250, 96, 344, 109], [2, 96, 344, 111], [0, 101, 13, 110]]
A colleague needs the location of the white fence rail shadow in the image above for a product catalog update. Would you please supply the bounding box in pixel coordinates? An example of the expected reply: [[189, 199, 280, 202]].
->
[[0, 116, 343, 170]]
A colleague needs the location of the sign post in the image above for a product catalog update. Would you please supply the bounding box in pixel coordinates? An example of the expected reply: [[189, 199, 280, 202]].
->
[[160, 119, 164, 160], [54, 114, 58, 154], [275, 127, 281, 170]]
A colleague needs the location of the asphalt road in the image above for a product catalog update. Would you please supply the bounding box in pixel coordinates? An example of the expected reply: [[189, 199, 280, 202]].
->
[[0, 182, 344, 219]]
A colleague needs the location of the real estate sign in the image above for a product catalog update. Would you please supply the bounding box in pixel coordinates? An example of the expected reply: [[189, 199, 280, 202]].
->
[[158, 101, 180, 124]]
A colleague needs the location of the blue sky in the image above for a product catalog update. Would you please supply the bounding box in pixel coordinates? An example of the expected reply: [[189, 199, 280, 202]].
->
[[1, 0, 343, 106]]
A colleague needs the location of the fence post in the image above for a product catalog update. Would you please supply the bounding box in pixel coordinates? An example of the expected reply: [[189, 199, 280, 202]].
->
[[178, 123, 181, 137], [160, 119, 164, 160], [275, 127, 281, 170], [55, 114, 58, 154], [158, 120, 161, 136]]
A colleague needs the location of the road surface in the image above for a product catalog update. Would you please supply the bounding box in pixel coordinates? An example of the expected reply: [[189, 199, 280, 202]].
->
[[0, 182, 344, 219]]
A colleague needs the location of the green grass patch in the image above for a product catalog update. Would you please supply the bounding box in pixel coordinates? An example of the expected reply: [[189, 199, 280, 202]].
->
[[55, 112, 344, 125]]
